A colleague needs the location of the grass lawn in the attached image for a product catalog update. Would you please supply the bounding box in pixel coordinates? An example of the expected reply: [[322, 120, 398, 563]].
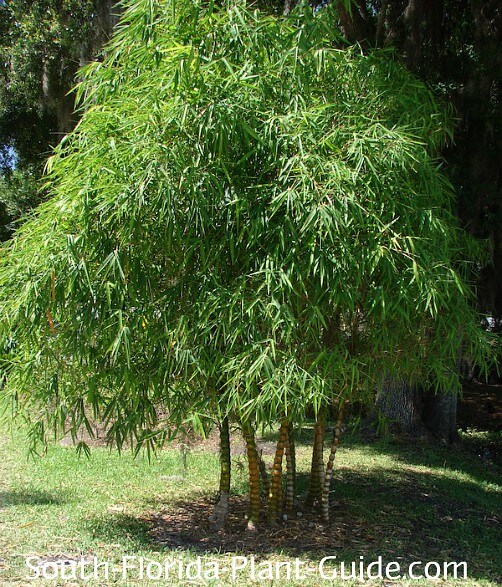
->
[[0, 422, 500, 586]]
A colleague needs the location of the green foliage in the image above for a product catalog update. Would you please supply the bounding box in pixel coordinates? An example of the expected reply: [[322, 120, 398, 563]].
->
[[0, 167, 41, 224], [0, 0, 105, 164], [0, 0, 119, 237], [0, 0, 495, 452]]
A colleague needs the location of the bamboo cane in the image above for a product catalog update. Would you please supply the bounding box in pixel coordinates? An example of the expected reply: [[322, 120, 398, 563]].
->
[[284, 422, 295, 515], [305, 413, 325, 508], [267, 420, 288, 523], [321, 402, 346, 522], [241, 420, 261, 527], [209, 417, 231, 529]]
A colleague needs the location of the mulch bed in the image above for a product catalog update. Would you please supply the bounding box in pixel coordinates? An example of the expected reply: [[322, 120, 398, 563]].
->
[[146, 495, 403, 557]]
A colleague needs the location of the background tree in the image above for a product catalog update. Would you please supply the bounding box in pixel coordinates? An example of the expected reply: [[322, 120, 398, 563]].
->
[[335, 0, 501, 328], [326, 0, 501, 442], [0, 0, 120, 236]]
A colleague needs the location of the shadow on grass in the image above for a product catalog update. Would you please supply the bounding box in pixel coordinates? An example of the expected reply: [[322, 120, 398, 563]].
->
[[352, 433, 502, 488], [260, 422, 501, 486], [87, 466, 500, 583], [0, 489, 64, 508], [85, 513, 152, 549]]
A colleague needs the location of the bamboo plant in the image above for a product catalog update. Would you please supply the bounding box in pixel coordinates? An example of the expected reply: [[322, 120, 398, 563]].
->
[[0, 0, 495, 527]]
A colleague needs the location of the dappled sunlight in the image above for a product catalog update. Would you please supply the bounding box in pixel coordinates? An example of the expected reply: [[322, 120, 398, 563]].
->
[[82, 463, 499, 582]]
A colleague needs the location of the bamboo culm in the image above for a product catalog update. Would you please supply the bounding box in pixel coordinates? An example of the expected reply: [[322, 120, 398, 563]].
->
[[321, 402, 346, 522], [284, 422, 296, 515], [305, 413, 325, 508], [267, 420, 288, 523], [241, 420, 261, 528], [209, 416, 231, 529]]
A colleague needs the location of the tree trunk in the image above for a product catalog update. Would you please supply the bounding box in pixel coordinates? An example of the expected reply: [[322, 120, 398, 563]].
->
[[283, 0, 292, 16], [306, 413, 325, 508], [335, 0, 375, 47], [209, 417, 231, 529], [376, 378, 426, 435], [267, 420, 288, 523], [422, 390, 459, 444], [241, 421, 261, 528], [377, 378, 460, 444], [321, 402, 345, 522]]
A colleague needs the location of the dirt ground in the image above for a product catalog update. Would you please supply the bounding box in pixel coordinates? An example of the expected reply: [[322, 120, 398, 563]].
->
[[146, 494, 403, 557]]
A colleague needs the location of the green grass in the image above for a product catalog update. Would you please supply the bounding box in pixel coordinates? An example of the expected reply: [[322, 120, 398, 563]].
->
[[0, 423, 500, 586]]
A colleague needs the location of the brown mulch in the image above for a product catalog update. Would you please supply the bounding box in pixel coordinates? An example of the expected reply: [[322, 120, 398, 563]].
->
[[146, 495, 400, 557]]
